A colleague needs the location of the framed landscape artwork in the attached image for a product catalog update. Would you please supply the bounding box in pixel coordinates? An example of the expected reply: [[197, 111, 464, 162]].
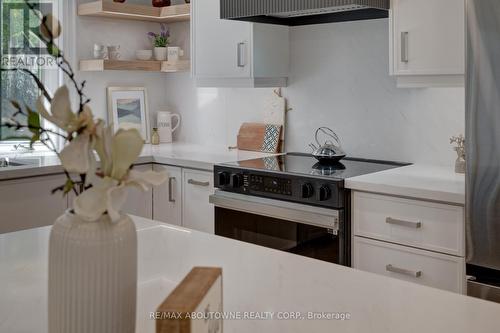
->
[[107, 87, 149, 142]]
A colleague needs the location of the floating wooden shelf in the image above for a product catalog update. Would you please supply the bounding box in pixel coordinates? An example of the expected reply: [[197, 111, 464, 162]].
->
[[78, 1, 190, 23], [79, 59, 190, 73]]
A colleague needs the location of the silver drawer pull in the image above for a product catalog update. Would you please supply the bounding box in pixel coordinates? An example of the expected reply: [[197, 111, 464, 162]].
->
[[401, 31, 409, 63], [386, 217, 422, 229], [386, 264, 422, 278], [237, 42, 246, 67], [188, 179, 210, 187], [168, 177, 176, 203]]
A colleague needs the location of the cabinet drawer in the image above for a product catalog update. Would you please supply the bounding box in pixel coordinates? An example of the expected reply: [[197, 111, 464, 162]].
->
[[353, 192, 464, 256], [353, 237, 465, 293]]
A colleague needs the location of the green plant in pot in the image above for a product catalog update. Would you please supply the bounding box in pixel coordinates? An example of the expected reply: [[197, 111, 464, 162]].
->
[[148, 24, 170, 61]]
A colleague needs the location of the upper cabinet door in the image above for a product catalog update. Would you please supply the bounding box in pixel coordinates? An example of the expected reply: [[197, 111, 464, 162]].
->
[[193, 0, 252, 79], [192, 0, 289, 87], [390, 0, 465, 86]]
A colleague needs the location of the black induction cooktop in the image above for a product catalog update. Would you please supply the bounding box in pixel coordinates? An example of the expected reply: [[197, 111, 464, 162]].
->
[[215, 153, 410, 209], [221, 153, 409, 180]]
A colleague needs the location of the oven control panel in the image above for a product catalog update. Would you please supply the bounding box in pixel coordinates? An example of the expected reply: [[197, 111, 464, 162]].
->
[[248, 175, 292, 196], [214, 166, 345, 209]]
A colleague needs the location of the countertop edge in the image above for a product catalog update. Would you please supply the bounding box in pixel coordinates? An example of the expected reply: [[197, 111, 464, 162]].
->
[[345, 179, 465, 205]]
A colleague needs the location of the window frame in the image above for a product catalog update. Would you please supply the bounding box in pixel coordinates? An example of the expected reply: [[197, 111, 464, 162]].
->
[[0, 0, 67, 151]]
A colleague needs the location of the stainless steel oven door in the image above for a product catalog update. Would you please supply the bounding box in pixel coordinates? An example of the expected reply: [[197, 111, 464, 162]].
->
[[209, 190, 346, 265]]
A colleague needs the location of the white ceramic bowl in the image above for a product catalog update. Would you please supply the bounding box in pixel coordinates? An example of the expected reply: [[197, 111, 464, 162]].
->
[[136, 50, 153, 61]]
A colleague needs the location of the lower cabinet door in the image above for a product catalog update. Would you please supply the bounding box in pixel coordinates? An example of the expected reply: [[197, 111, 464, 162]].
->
[[182, 169, 214, 233], [0, 174, 68, 234], [153, 165, 182, 226], [122, 164, 153, 219], [353, 236, 465, 293]]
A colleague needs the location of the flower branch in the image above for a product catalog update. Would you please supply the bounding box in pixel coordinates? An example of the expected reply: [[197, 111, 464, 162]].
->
[[0, 0, 168, 222]]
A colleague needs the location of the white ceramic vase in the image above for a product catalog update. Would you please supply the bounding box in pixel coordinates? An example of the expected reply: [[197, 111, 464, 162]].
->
[[154, 47, 167, 61], [48, 211, 137, 333]]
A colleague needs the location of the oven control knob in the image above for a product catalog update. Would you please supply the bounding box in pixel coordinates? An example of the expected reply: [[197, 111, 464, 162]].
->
[[318, 185, 331, 201], [301, 183, 314, 198], [231, 173, 244, 188], [217, 171, 231, 186]]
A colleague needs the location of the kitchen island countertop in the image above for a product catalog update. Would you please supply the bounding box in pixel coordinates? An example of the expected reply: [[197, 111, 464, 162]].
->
[[1, 216, 499, 333]]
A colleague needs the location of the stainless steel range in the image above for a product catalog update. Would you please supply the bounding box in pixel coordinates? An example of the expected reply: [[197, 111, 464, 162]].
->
[[210, 153, 407, 266]]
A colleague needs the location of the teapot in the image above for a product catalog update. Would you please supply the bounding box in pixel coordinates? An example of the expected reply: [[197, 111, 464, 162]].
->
[[309, 127, 346, 164]]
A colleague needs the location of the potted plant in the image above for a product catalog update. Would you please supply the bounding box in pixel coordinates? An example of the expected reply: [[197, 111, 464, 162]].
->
[[148, 24, 170, 61], [1, 3, 168, 333]]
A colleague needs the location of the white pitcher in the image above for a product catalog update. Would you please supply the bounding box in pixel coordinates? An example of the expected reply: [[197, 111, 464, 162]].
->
[[157, 111, 181, 143]]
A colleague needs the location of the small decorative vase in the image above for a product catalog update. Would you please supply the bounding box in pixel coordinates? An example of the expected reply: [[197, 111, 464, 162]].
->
[[154, 47, 168, 61], [48, 211, 137, 333], [152, 0, 171, 7], [151, 128, 160, 145], [454, 146, 466, 174]]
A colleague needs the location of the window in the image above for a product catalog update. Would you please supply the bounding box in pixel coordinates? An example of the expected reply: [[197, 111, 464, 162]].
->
[[0, 0, 63, 148]]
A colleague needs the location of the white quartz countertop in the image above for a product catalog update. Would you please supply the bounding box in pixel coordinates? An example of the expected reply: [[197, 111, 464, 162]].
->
[[0, 143, 277, 180], [1, 216, 499, 333], [345, 164, 465, 205]]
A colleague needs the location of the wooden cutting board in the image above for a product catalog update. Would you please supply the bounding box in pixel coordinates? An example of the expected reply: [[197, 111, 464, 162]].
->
[[237, 122, 282, 153]]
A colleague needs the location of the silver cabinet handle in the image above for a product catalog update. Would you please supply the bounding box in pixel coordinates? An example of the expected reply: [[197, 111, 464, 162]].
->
[[168, 177, 176, 203], [188, 179, 210, 187], [386, 217, 422, 229], [401, 31, 409, 63], [237, 42, 246, 67], [386, 264, 422, 278]]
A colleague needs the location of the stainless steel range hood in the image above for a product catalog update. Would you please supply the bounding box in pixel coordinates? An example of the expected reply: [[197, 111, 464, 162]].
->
[[220, 0, 390, 26]]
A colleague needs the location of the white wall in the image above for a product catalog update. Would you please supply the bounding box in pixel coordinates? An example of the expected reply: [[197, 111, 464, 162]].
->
[[164, 19, 465, 167], [74, 2, 464, 167], [76, 0, 171, 126]]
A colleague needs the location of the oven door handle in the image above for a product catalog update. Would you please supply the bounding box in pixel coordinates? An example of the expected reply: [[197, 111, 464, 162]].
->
[[209, 190, 340, 232]]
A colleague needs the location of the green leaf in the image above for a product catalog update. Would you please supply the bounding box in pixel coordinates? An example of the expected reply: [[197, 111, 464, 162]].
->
[[63, 179, 75, 195], [46, 42, 61, 57], [26, 108, 41, 146], [27, 109, 40, 135], [29, 134, 40, 148]]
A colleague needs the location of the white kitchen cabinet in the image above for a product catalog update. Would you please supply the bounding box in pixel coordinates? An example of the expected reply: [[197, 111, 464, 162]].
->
[[122, 164, 153, 219], [0, 174, 68, 234], [182, 169, 214, 233], [192, 0, 289, 87], [353, 237, 465, 293], [389, 0, 465, 87], [351, 190, 466, 293], [352, 191, 465, 256], [153, 165, 182, 226]]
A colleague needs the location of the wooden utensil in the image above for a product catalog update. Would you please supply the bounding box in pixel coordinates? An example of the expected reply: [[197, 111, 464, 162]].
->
[[237, 122, 282, 153], [156, 267, 222, 333]]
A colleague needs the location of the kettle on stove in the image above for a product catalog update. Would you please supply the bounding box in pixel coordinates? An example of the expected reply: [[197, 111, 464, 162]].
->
[[309, 127, 346, 164]]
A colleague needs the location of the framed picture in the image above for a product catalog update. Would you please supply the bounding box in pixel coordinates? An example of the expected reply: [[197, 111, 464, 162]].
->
[[107, 87, 149, 142]]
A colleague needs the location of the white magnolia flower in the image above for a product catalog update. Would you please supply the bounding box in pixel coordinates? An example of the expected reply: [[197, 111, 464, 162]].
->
[[37, 86, 100, 175], [36, 86, 77, 133], [74, 128, 168, 222], [74, 169, 169, 222]]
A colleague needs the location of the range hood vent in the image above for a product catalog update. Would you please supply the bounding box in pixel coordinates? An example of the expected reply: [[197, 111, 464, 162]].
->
[[221, 0, 390, 26]]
